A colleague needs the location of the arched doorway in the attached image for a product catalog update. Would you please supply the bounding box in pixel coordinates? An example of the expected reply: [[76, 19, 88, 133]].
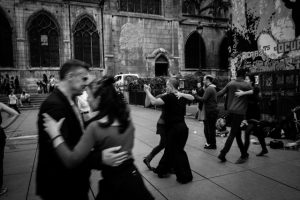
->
[[185, 31, 206, 69], [219, 37, 229, 70], [0, 10, 13, 67], [155, 55, 169, 76]]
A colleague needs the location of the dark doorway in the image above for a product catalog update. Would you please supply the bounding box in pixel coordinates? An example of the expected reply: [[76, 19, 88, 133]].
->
[[155, 55, 168, 77], [185, 31, 205, 69], [0, 11, 13, 67]]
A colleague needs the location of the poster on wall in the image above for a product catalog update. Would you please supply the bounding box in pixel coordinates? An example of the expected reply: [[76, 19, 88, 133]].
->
[[229, 0, 300, 78]]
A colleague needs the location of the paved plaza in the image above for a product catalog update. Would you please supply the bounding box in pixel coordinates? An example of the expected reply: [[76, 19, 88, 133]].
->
[[1, 106, 300, 200]]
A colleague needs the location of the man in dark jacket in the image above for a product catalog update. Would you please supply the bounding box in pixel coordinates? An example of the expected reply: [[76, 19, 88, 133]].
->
[[37, 59, 127, 200], [193, 75, 218, 149]]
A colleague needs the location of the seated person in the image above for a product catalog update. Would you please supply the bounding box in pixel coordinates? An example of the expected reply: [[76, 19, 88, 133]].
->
[[20, 90, 31, 106]]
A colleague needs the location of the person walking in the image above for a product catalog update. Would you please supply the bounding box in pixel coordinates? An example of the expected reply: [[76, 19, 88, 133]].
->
[[0, 103, 19, 197], [36, 60, 128, 200], [144, 78, 194, 184], [8, 90, 20, 114], [43, 76, 154, 200], [217, 69, 252, 164], [193, 75, 218, 149], [236, 75, 268, 156]]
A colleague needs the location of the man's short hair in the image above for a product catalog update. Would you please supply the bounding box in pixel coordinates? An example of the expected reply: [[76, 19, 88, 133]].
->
[[204, 75, 214, 83], [236, 68, 247, 78], [59, 59, 90, 80], [168, 77, 179, 89]]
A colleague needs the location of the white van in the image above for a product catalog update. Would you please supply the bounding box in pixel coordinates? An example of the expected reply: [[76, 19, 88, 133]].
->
[[114, 74, 139, 87]]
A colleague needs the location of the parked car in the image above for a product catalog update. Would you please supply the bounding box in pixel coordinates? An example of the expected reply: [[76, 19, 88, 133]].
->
[[114, 74, 139, 88]]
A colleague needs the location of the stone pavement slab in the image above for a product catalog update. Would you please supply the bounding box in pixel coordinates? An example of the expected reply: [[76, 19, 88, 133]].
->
[[2, 105, 300, 200], [252, 161, 300, 190], [159, 179, 240, 200], [211, 170, 300, 200]]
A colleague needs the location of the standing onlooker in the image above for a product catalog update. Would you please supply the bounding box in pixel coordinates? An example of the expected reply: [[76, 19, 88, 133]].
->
[[14, 76, 20, 94], [36, 59, 128, 200], [194, 81, 205, 121], [37, 81, 42, 94], [10, 77, 15, 92], [4, 74, 10, 95], [0, 75, 4, 94], [0, 103, 19, 197], [49, 75, 56, 93], [77, 90, 90, 122], [236, 75, 268, 156], [42, 74, 48, 93], [8, 90, 20, 114], [193, 75, 218, 149], [217, 69, 252, 164]]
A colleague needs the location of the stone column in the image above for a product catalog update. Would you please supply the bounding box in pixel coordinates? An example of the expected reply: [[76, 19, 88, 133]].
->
[[62, 3, 71, 63], [15, 6, 26, 69]]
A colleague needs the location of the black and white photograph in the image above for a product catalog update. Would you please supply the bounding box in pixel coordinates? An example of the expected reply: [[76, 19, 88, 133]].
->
[[0, 0, 299, 199]]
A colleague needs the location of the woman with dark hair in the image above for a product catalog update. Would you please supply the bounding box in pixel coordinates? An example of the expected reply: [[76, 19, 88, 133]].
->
[[144, 78, 194, 184], [42, 76, 153, 200], [236, 74, 268, 156]]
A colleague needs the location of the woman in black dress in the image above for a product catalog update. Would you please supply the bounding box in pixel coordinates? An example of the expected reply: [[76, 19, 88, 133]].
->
[[144, 78, 194, 184]]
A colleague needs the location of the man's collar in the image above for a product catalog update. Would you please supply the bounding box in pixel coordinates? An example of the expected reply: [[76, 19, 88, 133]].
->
[[57, 85, 75, 106]]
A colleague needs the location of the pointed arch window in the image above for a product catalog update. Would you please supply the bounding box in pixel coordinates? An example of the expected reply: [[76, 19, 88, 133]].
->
[[185, 31, 206, 69], [0, 11, 13, 67], [74, 17, 100, 67], [28, 13, 59, 67]]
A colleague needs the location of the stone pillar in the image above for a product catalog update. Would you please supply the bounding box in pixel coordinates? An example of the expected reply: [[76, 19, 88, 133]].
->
[[62, 3, 71, 63], [15, 6, 26, 69]]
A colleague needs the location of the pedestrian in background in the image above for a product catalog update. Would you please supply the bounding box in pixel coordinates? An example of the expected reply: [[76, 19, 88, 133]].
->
[[194, 80, 205, 121], [49, 75, 56, 93], [42, 74, 48, 94], [193, 75, 218, 149], [8, 90, 20, 114], [14, 76, 20, 94]]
